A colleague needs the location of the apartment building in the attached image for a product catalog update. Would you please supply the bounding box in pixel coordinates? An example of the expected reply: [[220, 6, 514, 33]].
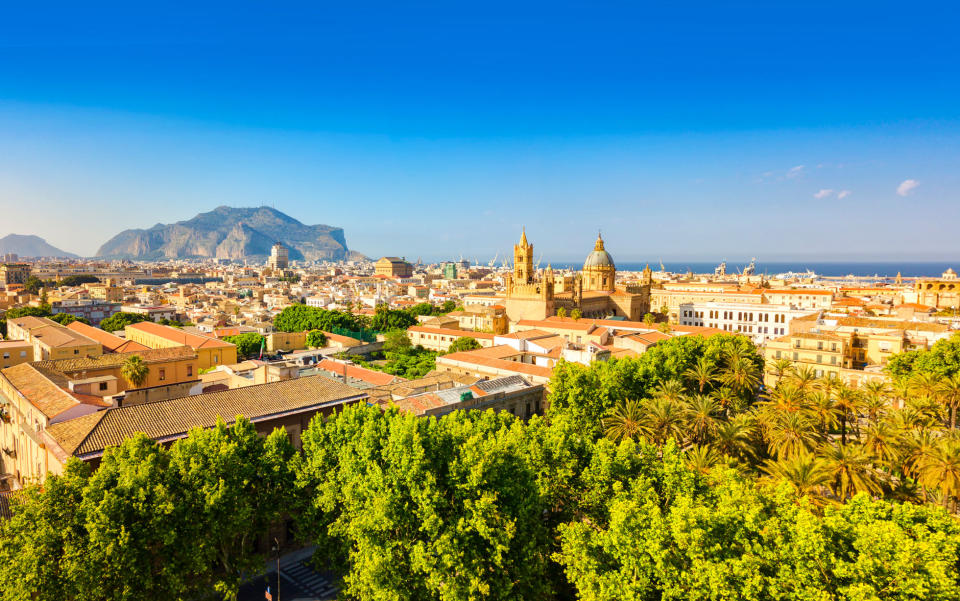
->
[[677, 301, 813, 343], [0, 341, 32, 369], [407, 326, 496, 352], [7, 316, 103, 361], [125, 321, 237, 369], [50, 299, 120, 326]]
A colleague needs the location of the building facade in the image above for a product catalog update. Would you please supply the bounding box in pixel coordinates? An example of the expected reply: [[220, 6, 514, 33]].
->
[[374, 257, 414, 278], [677, 301, 813, 343]]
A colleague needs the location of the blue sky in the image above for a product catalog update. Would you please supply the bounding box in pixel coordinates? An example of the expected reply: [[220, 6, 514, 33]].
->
[[0, 1, 958, 261]]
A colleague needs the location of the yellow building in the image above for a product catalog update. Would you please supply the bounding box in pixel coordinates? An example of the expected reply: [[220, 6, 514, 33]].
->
[[266, 331, 308, 352], [374, 257, 413, 278], [7, 316, 103, 361], [36, 346, 200, 395], [914, 268, 960, 309], [0, 263, 31, 288], [0, 341, 33, 369], [125, 321, 237, 369], [407, 326, 496, 352], [502, 230, 651, 323]]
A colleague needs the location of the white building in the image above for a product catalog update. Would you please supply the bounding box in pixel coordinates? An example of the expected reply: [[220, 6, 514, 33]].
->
[[677, 301, 815, 344], [268, 242, 289, 270]]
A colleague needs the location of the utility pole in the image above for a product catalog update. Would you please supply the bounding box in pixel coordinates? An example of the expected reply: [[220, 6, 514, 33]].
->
[[272, 537, 281, 600]]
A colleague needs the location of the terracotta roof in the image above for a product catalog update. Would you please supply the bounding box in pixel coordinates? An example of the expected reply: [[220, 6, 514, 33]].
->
[[34, 346, 197, 373], [315, 359, 399, 386], [126, 321, 234, 349], [390, 392, 447, 415], [0, 363, 110, 419], [836, 316, 949, 333], [438, 351, 554, 379], [518, 318, 595, 332], [45, 375, 366, 458], [66, 322, 150, 353], [408, 326, 495, 339]]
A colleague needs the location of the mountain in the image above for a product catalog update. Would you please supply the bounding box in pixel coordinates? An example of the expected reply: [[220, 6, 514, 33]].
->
[[0, 234, 78, 258], [96, 206, 349, 261]]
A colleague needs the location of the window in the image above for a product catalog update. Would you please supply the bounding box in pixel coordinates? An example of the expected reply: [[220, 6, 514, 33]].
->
[[817, 341, 823, 350], [159, 369, 166, 381], [99, 382, 108, 391], [187, 365, 193, 377], [793, 352, 799, 360], [2, 353, 7, 359], [816, 354, 822, 363], [19, 351, 25, 357], [831, 356, 837, 365], [74, 349, 79, 354]]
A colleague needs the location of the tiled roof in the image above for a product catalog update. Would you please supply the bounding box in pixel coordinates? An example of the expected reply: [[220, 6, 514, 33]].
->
[[408, 326, 495, 339], [127, 321, 235, 349], [0, 363, 109, 419], [46, 375, 366, 458], [315, 359, 399, 386], [67, 322, 150, 353], [35, 346, 196, 373]]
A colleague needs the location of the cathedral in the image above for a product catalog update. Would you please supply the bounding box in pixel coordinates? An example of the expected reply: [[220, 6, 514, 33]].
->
[[503, 229, 652, 322]]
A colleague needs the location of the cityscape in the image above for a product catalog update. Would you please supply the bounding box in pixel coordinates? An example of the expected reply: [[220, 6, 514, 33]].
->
[[2, 3, 960, 601]]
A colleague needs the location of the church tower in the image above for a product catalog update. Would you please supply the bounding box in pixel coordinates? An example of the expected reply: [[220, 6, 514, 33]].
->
[[582, 232, 616, 292], [514, 228, 534, 284]]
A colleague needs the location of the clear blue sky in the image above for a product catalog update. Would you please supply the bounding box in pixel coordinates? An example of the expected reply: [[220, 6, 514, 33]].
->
[[1, 1, 958, 261]]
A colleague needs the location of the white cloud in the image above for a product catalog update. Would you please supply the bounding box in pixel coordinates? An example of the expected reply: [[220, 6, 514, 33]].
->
[[813, 189, 833, 199], [786, 165, 805, 179], [837, 190, 851, 199], [897, 179, 919, 196]]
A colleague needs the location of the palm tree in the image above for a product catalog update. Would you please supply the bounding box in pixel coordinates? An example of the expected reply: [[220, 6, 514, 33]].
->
[[768, 358, 795, 388], [833, 385, 862, 444], [766, 412, 821, 459], [763, 383, 806, 413], [789, 365, 819, 394], [685, 395, 720, 445], [806, 391, 839, 436], [936, 373, 960, 429], [862, 419, 901, 467], [720, 356, 760, 398], [910, 372, 941, 403], [709, 386, 739, 418], [684, 357, 718, 394], [898, 429, 939, 481], [762, 453, 832, 502], [713, 415, 757, 462], [919, 438, 960, 509], [861, 380, 891, 426], [642, 398, 688, 446], [685, 444, 724, 475], [652, 379, 686, 403], [603, 399, 645, 443], [121, 355, 150, 388], [820, 442, 882, 500]]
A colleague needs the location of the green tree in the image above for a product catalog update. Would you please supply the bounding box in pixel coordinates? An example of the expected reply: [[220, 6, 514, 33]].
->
[[370, 303, 418, 331], [23, 276, 44, 295], [446, 336, 482, 354], [556, 307, 567, 318], [382, 329, 413, 354], [570, 308, 582, 320], [99, 311, 148, 333], [295, 406, 556, 601], [120, 355, 150, 388], [221, 332, 264, 359], [48, 313, 89, 326], [306, 330, 328, 348]]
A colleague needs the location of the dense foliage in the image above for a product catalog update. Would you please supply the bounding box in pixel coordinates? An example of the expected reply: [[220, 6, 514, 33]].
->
[[306, 330, 328, 348], [48, 313, 90, 326], [370, 304, 418, 331], [221, 332, 265, 359], [273, 305, 368, 333], [99, 311, 149, 333], [446, 335, 482, 353], [0, 418, 294, 601]]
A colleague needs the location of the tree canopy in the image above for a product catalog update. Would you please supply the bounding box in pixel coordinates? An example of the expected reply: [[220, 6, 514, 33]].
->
[[273, 305, 368, 333], [221, 332, 264, 359], [447, 336, 482, 353], [99, 312, 148, 333]]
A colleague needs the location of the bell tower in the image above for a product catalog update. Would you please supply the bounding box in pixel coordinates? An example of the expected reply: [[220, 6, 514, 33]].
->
[[514, 228, 534, 284]]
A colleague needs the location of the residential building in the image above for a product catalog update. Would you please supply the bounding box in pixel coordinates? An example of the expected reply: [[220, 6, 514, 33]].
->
[[120, 304, 179, 322], [50, 299, 121, 326], [0, 342, 32, 369], [38, 375, 367, 478], [125, 321, 237, 369], [268, 242, 290, 270], [0, 264, 30, 288], [66, 321, 150, 353], [407, 326, 496, 352], [677, 301, 813, 343], [7, 316, 103, 361]]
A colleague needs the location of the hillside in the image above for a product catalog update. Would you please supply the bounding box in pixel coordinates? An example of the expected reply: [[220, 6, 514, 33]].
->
[[95, 206, 350, 261], [0, 234, 78, 258]]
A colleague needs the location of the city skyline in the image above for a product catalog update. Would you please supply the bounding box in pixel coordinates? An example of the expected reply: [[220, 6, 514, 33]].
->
[[1, 1, 959, 259]]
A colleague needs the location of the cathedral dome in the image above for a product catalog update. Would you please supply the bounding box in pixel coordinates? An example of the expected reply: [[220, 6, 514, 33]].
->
[[583, 234, 615, 270]]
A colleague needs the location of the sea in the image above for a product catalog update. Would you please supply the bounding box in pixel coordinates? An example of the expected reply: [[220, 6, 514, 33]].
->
[[545, 261, 959, 279]]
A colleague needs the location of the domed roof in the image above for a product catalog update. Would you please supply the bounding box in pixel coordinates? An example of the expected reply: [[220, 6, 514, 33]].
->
[[583, 233, 615, 270]]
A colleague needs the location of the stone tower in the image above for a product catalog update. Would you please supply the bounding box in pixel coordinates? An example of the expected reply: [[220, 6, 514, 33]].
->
[[514, 228, 534, 285]]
